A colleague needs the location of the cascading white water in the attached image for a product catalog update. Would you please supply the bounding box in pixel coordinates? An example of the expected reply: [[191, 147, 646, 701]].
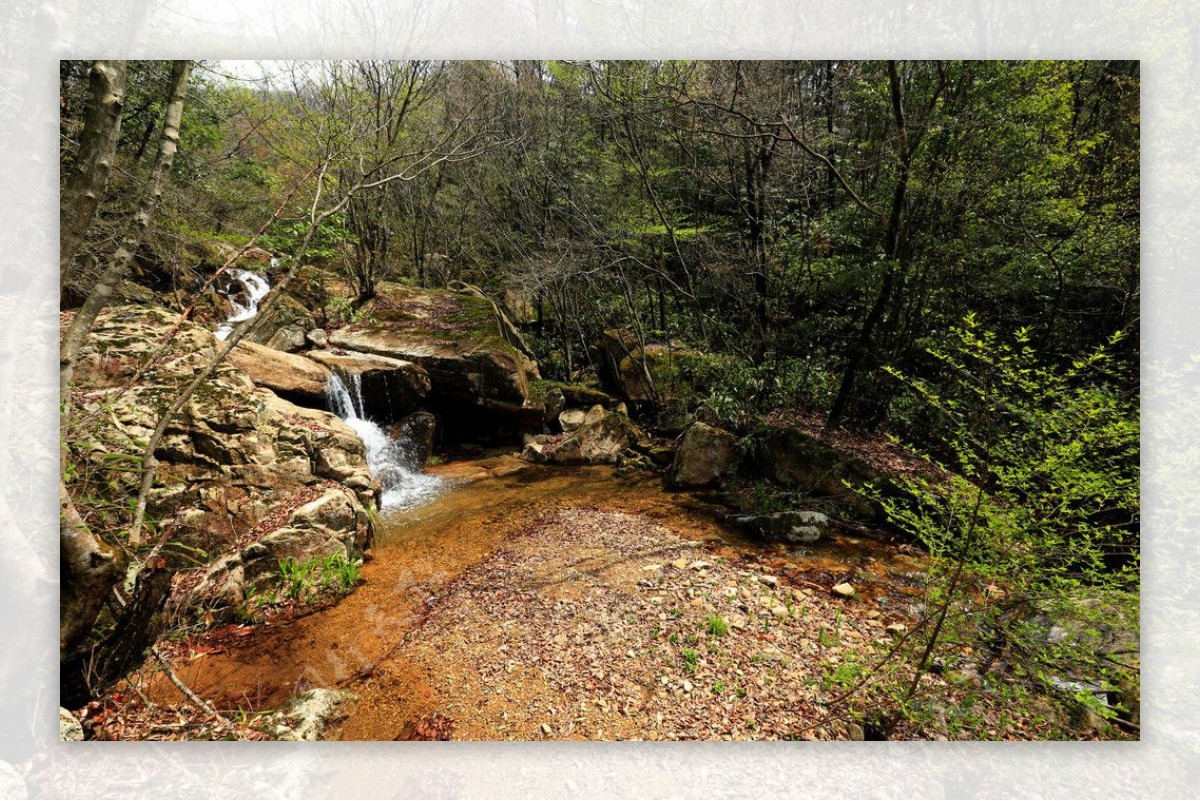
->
[[326, 373, 444, 510], [214, 268, 271, 341]]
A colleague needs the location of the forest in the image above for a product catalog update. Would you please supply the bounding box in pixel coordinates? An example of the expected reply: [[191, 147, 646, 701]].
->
[[58, 59, 1139, 742]]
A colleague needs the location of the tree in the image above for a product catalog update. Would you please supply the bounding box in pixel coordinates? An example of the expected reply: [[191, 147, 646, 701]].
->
[[60, 61, 192, 705], [861, 316, 1138, 734], [60, 60, 127, 280]]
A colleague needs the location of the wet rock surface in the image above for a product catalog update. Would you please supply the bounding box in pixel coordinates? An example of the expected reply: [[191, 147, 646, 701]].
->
[[307, 348, 431, 420], [328, 283, 540, 426]]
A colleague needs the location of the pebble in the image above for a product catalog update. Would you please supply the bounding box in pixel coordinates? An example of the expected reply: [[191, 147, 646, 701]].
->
[[758, 575, 779, 587], [771, 605, 789, 619], [541, 723, 552, 734], [865, 609, 882, 619], [832, 582, 856, 598], [886, 623, 908, 635]]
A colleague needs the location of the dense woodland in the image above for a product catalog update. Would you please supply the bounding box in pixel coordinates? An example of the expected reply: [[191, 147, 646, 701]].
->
[[59, 60, 1140, 740]]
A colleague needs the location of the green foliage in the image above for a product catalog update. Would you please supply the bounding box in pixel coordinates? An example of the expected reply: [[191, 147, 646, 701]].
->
[[693, 354, 835, 432], [705, 614, 729, 638], [262, 214, 356, 262], [859, 315, 1138, 731], [680, 647, 699, 672], [277, 552, 362, 603]]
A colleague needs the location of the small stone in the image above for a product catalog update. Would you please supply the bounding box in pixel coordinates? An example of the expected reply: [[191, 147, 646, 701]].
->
[[865, 609, 882, 619], [758, 574, 778, 587], [688, 560, 710, 570], [541, 723, 553, 735], [682, 680, 693, 692], [672, 558, 689, 570], [642, 563, 663, 571], [59, 708, 83, 742], [886, 623, 908, 636], [832, 582, 856, 598], [771, 605, 789, 619], [847, 722, 865, 741]]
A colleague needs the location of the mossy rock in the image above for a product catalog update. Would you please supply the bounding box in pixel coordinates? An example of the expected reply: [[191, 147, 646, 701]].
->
[[328, 283, 541, 423], [744, 425, 899, 523], [595, 328, 728, 408]]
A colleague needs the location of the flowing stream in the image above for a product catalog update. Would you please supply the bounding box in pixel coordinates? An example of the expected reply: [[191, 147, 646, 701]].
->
[[214, 267, 271, 341], [326, 372, 446, 509]]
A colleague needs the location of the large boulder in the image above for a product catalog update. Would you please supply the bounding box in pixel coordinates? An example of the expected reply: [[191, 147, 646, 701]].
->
[[69, 306, 378, 623], [227, 340, 332, 407], [595, 329, 717, 411], [189, 487, 370, 612], [528, 407, 642, 465], [328, 284, 541, 432], [245, 294, 317, 351], [307, 349, 431, 421], [746, 425, 893, 521], [666, 422, 737, 489], [386, 411, 437, 469]]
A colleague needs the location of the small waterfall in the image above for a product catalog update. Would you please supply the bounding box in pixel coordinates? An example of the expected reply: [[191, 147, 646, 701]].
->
[[326, 373, 444, 510], [215, 268, 271, 341]]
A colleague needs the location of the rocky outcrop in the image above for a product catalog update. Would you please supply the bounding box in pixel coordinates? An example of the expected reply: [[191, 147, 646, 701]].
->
[[522, 407, 641, 465], [328, 283, 541, 431], [70, 306, 378, 623], [307, 348, 430, 421], [666, 422, 737, 489], [190, 487, 369, 612], [245, 294, 316, 352], [227, 340, 332, 407], [60, 708, 84, 742], [558, 408, 586, 433]]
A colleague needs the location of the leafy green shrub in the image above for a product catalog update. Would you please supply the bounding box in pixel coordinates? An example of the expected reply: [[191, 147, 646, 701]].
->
[[693, 353, 839, 432], [277, 552, 361, 603], [681, 647, 699, 672], [705, 614, 729, 638], [859, 315, 1138, 733]]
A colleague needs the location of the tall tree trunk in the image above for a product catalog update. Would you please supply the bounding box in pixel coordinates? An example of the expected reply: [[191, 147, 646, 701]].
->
[[60, 60, 190, 407], [60, 60, 127, 286], [828, 61, 910, 427], [59, 59, 190, 702]]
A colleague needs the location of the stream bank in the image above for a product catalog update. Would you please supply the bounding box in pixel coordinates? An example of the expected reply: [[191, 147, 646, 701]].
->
[[134, 460, 927, 740]]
